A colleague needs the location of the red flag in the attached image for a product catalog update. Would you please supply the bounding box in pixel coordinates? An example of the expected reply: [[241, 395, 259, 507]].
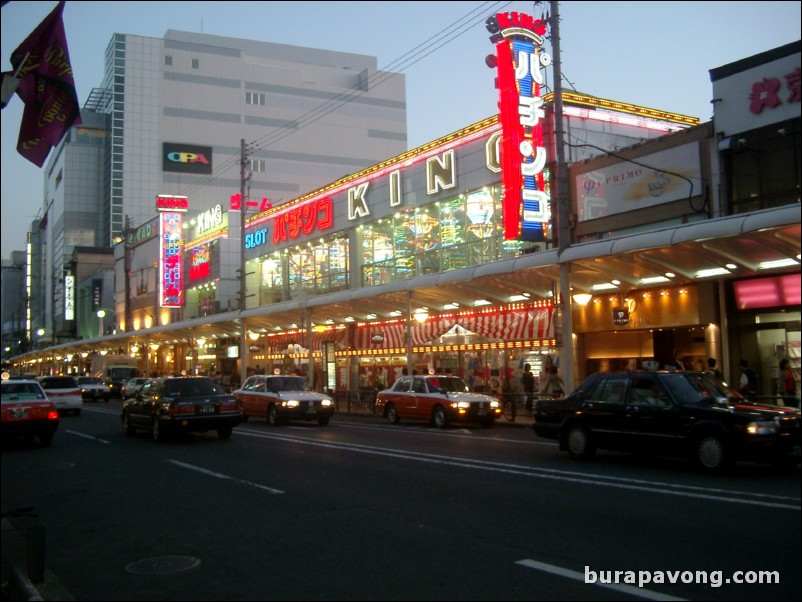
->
[[10, 0, 82, 167]]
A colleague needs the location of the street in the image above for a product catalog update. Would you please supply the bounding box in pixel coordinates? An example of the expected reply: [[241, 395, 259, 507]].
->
[[2, 402, 800, 601]]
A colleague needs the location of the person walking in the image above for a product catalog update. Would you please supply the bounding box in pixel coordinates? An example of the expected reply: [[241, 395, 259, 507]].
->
[[705, 357, 724, 382], [778, 358, 798, 406], [541, 365, 564, 398], [671, 351, 685, 371], [738, 359, 757, 399], [522, 363, 535, 411]]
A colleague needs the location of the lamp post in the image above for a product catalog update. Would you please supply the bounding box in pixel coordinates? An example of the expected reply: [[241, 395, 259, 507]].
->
[[97, 309, 106, 338]]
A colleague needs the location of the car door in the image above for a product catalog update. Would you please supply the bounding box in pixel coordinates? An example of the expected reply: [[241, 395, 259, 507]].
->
[[129, 380, 157, 426], [238, 376, 266, 417], [386, 377, 415, 417], [621, 374, 680, 452], [577, 374, 630, 448], [409, 377, 431, 419]]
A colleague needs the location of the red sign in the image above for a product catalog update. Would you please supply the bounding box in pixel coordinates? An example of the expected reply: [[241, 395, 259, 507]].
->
[[487, 12, 550, 241], [157, 195, 189, 212]]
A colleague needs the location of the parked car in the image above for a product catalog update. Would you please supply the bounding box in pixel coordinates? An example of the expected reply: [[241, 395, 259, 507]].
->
[[533, 370, 801, 472], [122, 377, 150, 400], [121, 376, 242, 442], [1, 379, 59, 447], [77, 376, 111, 402], [375, 374, 501, 428], [37, 376, 83, 416], [233, 375, 334, 426]]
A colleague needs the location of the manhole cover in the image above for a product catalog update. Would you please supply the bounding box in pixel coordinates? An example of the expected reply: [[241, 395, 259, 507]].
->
[[124, 555, 201, 574]]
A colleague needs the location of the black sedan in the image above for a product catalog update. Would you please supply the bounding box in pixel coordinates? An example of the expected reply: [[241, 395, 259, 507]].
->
[[121, 376, 242, 442], [533, 370, 801, 472]]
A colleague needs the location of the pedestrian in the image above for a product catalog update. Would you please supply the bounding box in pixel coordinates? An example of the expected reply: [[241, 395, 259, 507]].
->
[[778, 358, 798, 406], [705, 357, 724, 382], [738, 359, 757, 399], [541, 365, 564, 398], [522, 363, 535, 411]]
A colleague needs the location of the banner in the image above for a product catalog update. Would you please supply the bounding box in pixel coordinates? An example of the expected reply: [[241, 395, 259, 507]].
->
[[9, 0, 82, 167]]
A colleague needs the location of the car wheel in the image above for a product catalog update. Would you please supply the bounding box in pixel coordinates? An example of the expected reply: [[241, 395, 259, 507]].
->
[[694, 432, 729, 472], [317, 416, 330, 426], [432, 405, 448, 429], [267, 404, 280, 426], [217, 426, 233, 439], [566, 425, 596, 460], [386, 404, 399, 424], [122, 412, 136, 436], [152, 417, 165, 442]]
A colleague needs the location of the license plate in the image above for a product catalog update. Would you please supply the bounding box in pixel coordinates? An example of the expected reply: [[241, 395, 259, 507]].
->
[[11, 408, 28, 419], [476, 408, 486, 416], [198, 405, 216, 414]]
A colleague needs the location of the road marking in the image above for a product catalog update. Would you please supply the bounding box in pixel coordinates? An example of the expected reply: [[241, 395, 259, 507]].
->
[[236, 430, 801, 510], [168, 459, 284, 494], [65, 430, 111, 444], [515, 559, 687, 601]]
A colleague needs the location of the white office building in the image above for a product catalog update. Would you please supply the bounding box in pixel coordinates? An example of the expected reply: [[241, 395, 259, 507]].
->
[[35, 30, 408, 343]]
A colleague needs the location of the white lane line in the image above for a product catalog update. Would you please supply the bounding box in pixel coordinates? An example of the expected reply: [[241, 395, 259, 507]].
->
[[65, 430, 111, 444], [236, 430, 801, 510], [516, 559, 687, 602], [168, 459, 284, 494]]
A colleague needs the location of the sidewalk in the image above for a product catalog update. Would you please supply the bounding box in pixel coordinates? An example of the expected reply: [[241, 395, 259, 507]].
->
[[1, 516, 74, 601]]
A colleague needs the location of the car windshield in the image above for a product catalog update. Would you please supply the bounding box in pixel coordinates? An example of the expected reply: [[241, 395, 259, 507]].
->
[[2, 382, 46, 400], [40, 377, 78, 389], [426, 377, 469, 393], [661, 372, 732, 405], [163, 378, 223, 396], [267, 377, 307, 392]]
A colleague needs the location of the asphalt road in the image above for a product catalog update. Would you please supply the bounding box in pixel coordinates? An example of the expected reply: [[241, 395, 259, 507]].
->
[[2, 402, 800, 601]]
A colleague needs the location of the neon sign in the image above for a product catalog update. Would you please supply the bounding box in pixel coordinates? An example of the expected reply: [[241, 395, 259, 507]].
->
[[487, 12, 550, 241], [189, 243, 210, 281], [159, 211, 183, 307], [272, 197, 333, 244]]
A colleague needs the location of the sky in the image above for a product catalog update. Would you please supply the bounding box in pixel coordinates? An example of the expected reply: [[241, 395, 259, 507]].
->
[[1, 1, 800, 260]]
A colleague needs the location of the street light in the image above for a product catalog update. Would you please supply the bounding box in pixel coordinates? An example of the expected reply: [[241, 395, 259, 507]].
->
[[97, 309, 106, 337]]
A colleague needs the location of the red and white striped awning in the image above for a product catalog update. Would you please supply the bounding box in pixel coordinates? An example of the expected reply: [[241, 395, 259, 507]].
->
[[353, 307, 555, 349]]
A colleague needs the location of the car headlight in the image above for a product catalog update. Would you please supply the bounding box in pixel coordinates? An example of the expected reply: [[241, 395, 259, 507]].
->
[[321, 399, 333, 407], [746, 420, 779, 435], [285, 399, 300, 408], [489, 400, 500, 409]]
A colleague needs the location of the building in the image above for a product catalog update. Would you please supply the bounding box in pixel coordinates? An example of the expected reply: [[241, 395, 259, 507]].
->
[[30, 29, 409, 347], [11, 23, 799, 400]]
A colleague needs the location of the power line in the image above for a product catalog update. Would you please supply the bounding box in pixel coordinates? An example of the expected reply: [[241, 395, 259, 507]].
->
[[179, 1, 511, 199]]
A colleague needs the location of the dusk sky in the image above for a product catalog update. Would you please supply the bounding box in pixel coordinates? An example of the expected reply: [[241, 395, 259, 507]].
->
[[2, 1, 800, 259]]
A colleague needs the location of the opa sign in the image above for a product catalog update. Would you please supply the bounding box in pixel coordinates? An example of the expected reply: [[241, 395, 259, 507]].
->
[[162, 142, 212, 175]]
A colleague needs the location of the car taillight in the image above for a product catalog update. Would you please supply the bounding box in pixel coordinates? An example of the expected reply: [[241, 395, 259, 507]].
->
[[47, 410, 59, 420], [168, 403, 195, 415]]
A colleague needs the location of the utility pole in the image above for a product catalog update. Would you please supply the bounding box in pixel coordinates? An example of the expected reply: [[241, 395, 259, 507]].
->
[[550, 0, 574, 391], [239, 139, 248, 387]]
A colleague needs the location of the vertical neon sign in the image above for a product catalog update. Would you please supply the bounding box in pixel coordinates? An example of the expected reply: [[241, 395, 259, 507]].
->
[[157, 195, 187, 308], [487, 12, 550, 241]]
